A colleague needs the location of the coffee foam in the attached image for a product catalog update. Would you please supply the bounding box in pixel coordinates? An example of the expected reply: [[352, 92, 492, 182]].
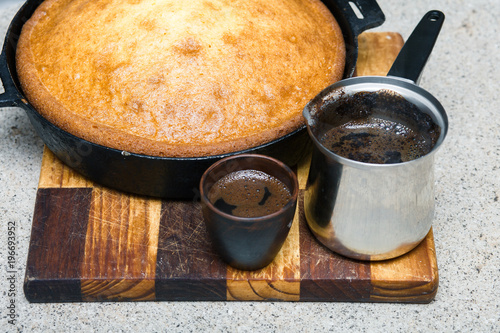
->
[[208, 169, 291, 217]]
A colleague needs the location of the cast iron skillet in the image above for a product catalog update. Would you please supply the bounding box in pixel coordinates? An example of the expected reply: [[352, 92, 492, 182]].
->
[[0, 0, 385, 199]]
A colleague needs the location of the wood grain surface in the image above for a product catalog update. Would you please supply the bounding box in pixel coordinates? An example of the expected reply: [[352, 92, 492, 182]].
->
[[24, 32, 439, 303]]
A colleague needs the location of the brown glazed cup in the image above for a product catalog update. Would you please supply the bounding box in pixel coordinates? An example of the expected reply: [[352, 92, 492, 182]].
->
[[199, 154, 299, 270]]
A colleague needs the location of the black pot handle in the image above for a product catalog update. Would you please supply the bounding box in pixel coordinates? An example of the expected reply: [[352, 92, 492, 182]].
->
[[387, 10, 445, 83], [0, 49, 21, 108], [337, 0, 386, 36]]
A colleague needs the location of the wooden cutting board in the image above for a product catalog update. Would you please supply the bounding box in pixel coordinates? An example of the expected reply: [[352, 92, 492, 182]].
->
[[24, 32, 438, 303]]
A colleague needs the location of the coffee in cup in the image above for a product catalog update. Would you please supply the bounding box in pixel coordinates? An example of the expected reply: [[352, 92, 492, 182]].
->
[[207, 169, 292, 218]]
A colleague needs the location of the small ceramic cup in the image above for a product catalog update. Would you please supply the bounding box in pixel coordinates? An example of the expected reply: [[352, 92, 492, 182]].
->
[[199, 154, 299, 270]]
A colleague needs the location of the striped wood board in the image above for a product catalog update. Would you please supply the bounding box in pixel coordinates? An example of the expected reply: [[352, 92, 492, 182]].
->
[[23, 32, 439, 303]]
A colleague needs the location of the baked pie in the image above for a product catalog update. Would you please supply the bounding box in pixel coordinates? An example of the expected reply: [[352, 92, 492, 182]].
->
[[16, 0, 345, 157]]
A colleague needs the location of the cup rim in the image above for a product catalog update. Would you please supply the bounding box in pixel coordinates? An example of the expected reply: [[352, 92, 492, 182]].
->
[[199, 153, 299, 222]]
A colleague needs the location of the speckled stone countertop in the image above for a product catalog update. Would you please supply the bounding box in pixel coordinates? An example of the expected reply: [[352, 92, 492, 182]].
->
[[1, 0, 498, 332]]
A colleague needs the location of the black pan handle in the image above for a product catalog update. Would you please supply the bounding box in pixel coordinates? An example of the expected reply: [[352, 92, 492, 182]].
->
[[387, 10, 445, 83], [0, 49, 21, 108], [336, 0, 386, 36]]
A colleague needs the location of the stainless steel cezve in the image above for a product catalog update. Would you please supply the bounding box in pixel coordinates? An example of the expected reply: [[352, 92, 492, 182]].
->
[[303, 11, 448, 260]]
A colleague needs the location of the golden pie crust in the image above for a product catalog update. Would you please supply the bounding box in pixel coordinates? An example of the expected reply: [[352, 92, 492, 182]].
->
[[16, 0, 345, 157]]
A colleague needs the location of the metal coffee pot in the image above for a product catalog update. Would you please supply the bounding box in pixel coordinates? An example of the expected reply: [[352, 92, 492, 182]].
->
[[302, 11, 448, 260]]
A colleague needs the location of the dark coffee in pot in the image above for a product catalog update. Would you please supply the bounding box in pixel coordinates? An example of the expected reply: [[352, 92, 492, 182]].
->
[[317, 90, 441, 164], [320, 117, 434, 164]]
